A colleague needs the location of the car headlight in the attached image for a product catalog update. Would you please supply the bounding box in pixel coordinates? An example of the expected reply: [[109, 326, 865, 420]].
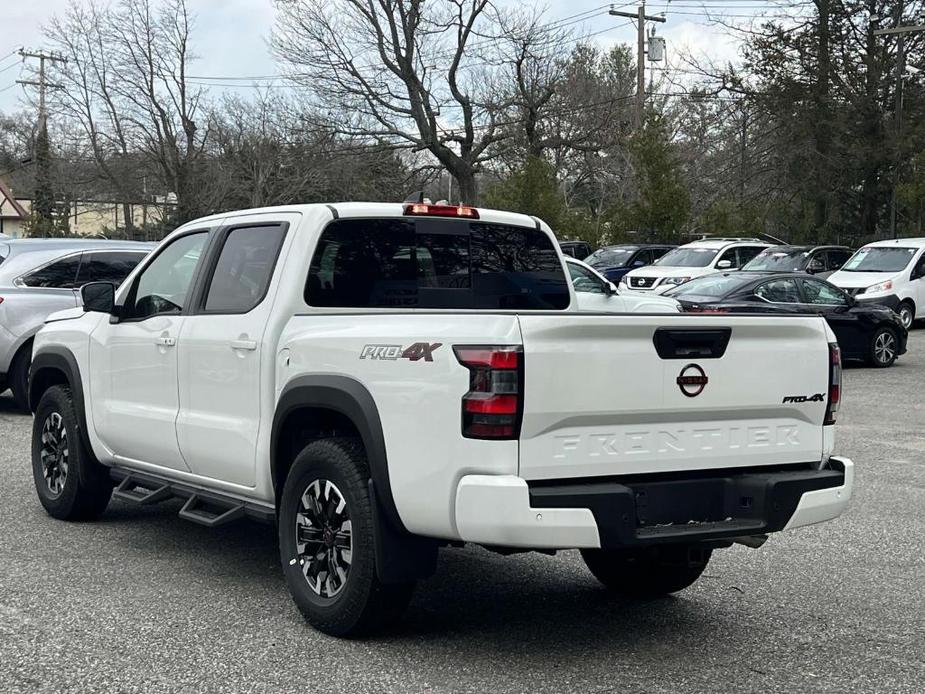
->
[[866, 280, 893, 294], [662, 276, 691, 286]]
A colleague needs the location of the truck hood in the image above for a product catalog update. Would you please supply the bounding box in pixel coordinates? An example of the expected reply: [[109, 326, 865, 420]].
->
[[46, 307, 85, 324], [828, 270, 899, 289]]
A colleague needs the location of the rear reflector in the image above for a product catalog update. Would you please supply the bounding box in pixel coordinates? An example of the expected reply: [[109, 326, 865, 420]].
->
[[454, 345, 523, 440], [824, 342, 841, 425], [404, 203, 480, 219]]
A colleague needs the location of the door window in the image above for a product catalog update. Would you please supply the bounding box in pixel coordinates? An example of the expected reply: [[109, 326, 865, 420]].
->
[[19, 254, 81, 288], [755, 278, 801, 303], [76, 251, 148, 286], [826, 250, 851, 271], [632, 249, 653, 267], [716, 248, 739, 268], [736, 246, 765, 267], [567, 262, 607, 294], [204, 225, 287, 313], [125, 232, 207, 320], [651, 247, 672, 261], [802, 279, 849, 306]]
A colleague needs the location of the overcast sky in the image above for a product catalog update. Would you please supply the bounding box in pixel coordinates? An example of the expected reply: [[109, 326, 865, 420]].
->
[[0, 0, 752, 118]]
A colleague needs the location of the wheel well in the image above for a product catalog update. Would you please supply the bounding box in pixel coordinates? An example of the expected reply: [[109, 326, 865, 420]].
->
[[11, 336, 35, 368], [899, 298, 915, 312], [272, 407, 363, 503], [29, 365, 69, 412]]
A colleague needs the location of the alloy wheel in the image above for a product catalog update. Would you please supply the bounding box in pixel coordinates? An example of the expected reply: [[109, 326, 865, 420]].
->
[[899, 306, 913, 329], [295, 479, 353, 598], [40, 412, 69, 496], [874, 331, 896, 365]]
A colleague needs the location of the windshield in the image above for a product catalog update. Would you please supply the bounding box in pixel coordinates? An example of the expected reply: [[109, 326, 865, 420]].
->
[[664, 274, 746, 299], [655, 247, 719, 268], [742, 248, 810, 272], [585, 248, 633, 268], [841, 247, 917, 272]]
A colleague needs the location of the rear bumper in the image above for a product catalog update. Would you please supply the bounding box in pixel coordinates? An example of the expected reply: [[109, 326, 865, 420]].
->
[[454, 457, 853, 549]]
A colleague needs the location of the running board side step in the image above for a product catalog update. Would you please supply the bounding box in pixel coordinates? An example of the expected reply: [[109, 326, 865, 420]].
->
[[109, 468, 275, 526]]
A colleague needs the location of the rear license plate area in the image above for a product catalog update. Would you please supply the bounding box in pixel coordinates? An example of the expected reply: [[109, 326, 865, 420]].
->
[[632, 479, 728, 527]]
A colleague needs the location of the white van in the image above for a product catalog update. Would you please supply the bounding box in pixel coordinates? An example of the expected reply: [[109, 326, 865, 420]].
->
[[828, 238, 925, 328], [620, 238, 771, 294]]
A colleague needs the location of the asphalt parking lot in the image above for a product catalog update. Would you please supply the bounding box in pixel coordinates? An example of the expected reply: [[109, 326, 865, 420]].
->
[[1, 334, 924, 694]]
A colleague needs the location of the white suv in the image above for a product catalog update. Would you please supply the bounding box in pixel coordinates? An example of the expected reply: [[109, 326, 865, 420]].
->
[[828, 238, 925, 329], [621, 238, 771, 294]]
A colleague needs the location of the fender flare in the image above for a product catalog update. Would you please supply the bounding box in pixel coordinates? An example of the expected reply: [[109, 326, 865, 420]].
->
[[29, 346, 92, 454], [271, 374, 403, 532]]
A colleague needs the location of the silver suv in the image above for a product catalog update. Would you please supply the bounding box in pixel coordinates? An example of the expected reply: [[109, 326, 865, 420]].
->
[[0, 239, 153, 409]]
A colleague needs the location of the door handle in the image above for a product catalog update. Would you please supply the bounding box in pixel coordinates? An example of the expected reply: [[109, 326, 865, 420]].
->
[[230, 339, 257, 351], [156, 336, 176, 347]]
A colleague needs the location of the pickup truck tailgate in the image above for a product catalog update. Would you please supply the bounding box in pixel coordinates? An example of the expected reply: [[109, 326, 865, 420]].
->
[[517, 314, 830, 480]]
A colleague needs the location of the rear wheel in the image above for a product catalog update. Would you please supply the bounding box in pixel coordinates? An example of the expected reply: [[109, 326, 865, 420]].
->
[[869, 326, 898, 368], [580, 544, 712, 598], [278, 437, 414, 637], [898, 301, 914, 330], [8, 341, 32, 411], [31, 385, 112, 520]]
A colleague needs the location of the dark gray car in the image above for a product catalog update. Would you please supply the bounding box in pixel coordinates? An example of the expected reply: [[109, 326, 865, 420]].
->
[[0, 239, 154, 409]]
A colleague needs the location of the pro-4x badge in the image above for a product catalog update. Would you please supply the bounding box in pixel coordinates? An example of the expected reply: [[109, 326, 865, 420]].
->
[[360, 342, 442, 362]]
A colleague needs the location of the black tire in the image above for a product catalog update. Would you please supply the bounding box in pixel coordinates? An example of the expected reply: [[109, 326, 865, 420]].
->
[[31, 385, 113, 521], [8, 341, 32, 411], [278, 437, 414, 637], [580, 544, 712, 598], [898, 301, 914, 330], [868, 326, 898, 368]]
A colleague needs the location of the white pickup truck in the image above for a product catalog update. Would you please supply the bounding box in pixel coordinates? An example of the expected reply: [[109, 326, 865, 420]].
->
[[28, 202, 853, 636]]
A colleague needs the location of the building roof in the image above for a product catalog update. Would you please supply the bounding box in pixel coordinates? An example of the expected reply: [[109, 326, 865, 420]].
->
[[0, 178, 28, 220]]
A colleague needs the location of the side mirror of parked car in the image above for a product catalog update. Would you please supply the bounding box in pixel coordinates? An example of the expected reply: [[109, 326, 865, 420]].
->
[[81, 282, 116, 314], [633, 259, 646, 267], [807, 259, 825, 274], [606, 281, 618, 295], [717, 260, 733, 269]]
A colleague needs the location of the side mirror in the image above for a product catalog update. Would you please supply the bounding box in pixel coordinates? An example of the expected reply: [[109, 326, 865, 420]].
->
[[632, 259, 645, 267], [81, 282, 116, 314], [807, 261, 824, 274], [606, 282, 618, 295], [717, 260, 733, 269]]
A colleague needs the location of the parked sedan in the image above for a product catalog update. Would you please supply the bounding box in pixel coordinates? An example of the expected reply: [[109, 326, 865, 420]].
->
[[584, 243, 676, 283], [665, 271, 908, 367], [565, 257, 681, 313], [0, 239, 154, 408], [740, 245, 853, 278]]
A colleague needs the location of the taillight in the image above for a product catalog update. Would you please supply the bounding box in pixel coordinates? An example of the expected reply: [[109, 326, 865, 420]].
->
[[404, 203, 480, 219], [824, 342, 841, 425], [454, 345, 523, 439]]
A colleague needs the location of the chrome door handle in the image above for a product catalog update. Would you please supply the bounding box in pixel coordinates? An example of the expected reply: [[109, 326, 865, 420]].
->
[[230, 339, 257, 351], [156, 336, 176, 347]]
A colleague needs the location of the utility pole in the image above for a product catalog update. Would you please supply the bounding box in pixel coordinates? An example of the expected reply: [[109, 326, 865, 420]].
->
[[609, 3, 666, 129], [873, 23, 925, 238], [16, 49, 67, 128]]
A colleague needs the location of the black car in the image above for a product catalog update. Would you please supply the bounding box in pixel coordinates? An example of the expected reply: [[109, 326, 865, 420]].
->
[[559, 240, 593, 260], [584, 244, 677, 283], [740, 245, 852, 279], [666, 272, 908, 367]]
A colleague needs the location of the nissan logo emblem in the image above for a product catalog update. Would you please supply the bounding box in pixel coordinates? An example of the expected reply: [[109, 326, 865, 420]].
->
[[677, 364, 708, 397]]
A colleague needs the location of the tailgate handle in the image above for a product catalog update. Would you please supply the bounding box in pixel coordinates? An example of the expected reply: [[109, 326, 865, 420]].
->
[[653, 328, 731, 359]]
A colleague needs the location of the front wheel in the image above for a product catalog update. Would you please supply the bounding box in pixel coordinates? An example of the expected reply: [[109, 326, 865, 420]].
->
[[278, 437, 414, 637], [581, 544, 712, 598], [31, 385, 112, 520], [898, 302, 914, 330], [869, 326, 898, 368]]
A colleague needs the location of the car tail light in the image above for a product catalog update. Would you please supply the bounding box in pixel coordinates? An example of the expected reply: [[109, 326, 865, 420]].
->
[[454, 346, 522, 439], [404, 203, 479, 219], [824, 342, 841, 425]]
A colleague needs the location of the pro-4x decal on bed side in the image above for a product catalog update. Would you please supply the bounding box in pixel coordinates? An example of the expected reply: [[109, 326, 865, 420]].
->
[[360, 342, 443, 362]]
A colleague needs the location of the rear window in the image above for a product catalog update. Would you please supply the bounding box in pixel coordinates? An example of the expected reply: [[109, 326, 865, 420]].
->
[[306, 218, 569, 310]]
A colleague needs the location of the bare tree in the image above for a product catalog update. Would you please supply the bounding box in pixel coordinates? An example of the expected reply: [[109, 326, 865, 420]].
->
[[273, 0, 514, 204]]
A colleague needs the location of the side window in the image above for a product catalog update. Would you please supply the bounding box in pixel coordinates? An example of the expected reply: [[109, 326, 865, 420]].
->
[[204, 225, 287, 313], [755, 278, 801, 303], [126, 232, 208, 320], [568, 263, 606, 294], [651, 247, 672, 261], [826, 250, 851, 271], [912, 252, 925, 279], [737, 246, 765, 267], [802, 279, 849, 305], [20, 254, 81, 288], [632, 249, 652, 267], [806, 252, 827, 273], [76, 251, 147, 286]]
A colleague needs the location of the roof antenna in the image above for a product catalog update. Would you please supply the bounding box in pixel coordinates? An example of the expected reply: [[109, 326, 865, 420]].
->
[[403, 191, 426, 204]]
